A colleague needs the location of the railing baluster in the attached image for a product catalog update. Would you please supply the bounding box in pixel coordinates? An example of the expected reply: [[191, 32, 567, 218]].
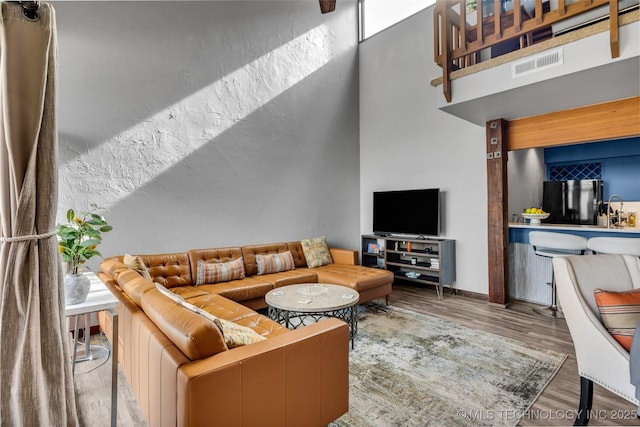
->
[[478, 0, 484, 44], [558, 0, 566, 16], [610, 0, 619, 58], [433, 2, 441, 65], [494, 0, 502, 39], [514, 0, 522, 32], [460, 0, 467, 53], [535, 0, 543, 24]]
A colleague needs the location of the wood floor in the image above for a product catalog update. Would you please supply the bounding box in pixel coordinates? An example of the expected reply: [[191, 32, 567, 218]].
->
[[75, 283, 638, 426]]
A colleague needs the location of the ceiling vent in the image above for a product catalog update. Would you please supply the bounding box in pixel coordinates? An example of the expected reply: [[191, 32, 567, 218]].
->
[[512, 48, 564, 78]]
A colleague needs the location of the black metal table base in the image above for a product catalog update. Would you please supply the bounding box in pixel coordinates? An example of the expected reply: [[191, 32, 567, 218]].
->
[[268, 305, 358, 349]]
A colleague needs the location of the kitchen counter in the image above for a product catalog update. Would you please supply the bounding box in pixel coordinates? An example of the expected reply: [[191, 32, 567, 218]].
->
[[509, 222, 640, 235], [508, 222, 639, 305]]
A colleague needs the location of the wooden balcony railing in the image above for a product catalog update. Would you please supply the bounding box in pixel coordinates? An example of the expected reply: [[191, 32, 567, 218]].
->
[[434, 0, 626, 102]]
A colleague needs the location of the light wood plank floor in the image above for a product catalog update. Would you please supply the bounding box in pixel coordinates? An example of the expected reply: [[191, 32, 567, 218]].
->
[[75, 283, 638, 426]]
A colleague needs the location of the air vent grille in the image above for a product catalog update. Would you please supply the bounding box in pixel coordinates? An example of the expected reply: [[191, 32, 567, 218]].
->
[[512, 48, 563, 78]]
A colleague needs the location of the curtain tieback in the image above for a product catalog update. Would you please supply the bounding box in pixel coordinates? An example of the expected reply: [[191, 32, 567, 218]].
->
[[1, 230, 57, 243]]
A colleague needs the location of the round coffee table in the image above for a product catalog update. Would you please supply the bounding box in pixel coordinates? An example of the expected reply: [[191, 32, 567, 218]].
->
[[265, 283, 359, 348]]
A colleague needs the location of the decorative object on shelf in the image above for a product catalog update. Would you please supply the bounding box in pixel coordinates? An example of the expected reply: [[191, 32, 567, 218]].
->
[[57, 204, 113, 305], [521, 207, 550, 225], [405, 272, 421, 279], [521, 212, 550, 225], [367, 243, 380, 254]]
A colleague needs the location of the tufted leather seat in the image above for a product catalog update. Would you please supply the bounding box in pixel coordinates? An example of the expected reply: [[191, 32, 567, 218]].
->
[[97, 239, 394, 426]]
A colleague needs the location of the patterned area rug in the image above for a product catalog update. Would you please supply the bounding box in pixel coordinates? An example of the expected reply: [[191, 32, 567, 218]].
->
[[331, 303, 567, 427]]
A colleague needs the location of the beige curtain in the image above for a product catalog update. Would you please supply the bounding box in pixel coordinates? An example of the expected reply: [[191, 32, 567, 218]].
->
[[0, 3, 78, 425]]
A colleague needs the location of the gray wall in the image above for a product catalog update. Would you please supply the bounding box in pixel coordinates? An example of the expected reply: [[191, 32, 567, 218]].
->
[[54, 1, 360, 266], [359, 7, 489, 295], [508, 148, 546, 219]]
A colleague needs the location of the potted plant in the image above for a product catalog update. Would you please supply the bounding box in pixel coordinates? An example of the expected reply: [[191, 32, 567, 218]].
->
[[57, 204, 113, 305]]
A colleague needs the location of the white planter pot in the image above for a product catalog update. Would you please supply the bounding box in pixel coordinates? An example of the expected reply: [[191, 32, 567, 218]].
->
[[64, 273, 90, 305]]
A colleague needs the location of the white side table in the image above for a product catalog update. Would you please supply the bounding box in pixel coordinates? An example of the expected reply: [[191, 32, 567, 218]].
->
[[65, 271, 119, 427]]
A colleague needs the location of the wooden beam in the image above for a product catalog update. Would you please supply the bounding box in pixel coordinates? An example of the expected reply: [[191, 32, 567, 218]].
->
[[507, 97, 640, 150], [486, 119, 510, 306], [319, 0, 336, 14]]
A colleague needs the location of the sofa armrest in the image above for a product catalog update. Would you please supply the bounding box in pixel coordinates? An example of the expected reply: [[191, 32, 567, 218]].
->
[[177, 318, 349, 426], [330, 247, 358, 265]]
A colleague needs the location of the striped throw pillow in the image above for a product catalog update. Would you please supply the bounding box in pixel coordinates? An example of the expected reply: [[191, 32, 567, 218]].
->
[[196, 257, 245, 285], [256, 251, 295, 275], [594, 288, 640, 351]]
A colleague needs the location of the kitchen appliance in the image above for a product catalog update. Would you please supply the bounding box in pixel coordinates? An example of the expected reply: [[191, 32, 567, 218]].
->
[[542, 180, 603, 225]]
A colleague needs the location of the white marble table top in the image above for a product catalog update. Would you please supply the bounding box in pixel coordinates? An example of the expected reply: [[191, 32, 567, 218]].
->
[[265, 283, 359, 312]]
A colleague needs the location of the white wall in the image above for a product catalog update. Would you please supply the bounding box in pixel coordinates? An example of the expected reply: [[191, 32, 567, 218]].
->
[[54, 1, 360, 267], [359, 7, 488, 295]]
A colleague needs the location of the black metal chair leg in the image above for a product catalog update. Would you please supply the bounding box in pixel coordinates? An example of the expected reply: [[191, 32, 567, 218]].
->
[[574, 376, 593, 426]]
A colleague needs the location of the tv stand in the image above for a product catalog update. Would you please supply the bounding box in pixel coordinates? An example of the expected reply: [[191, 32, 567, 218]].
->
[[361, 234, 456, 299]]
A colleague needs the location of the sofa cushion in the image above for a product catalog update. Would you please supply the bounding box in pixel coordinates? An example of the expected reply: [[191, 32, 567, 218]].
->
[[188, 247, 244, 284], [123, 254, 152, 280], [116, 269, 155, 307], [141, 288, 228, 360], [185, 293, 289, 337], [179, 299, 266, 349], [139, 253, 193, 288], [195, 276, 274, 302], [263, 269, 318, 288], [301, 236, 333, 268], [241, 243, 290, 276], [314, 264, 394, 292], [196, 258, 246, 285], [256, 251, 295, 275], [155, 282, 185, 303], [594, 287, 640, 351], [286, 241, 309, 268]]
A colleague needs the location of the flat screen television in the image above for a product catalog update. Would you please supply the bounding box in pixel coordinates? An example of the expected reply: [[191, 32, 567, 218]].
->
[[373, 188, 440, 237]]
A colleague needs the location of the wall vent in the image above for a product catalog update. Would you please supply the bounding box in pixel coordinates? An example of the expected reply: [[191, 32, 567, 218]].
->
[[512, 48, 563, 78]]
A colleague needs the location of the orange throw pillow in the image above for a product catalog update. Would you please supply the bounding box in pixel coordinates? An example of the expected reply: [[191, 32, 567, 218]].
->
[[594, 288, 640, 351]]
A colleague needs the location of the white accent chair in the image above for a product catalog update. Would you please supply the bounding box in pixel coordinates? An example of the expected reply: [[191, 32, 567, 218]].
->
[[529, 231, 588, 318], [587, 237, 640, 257], [553, 254, 640, 425]]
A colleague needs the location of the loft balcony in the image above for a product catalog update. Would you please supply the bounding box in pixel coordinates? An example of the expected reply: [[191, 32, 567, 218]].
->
[[432, 0, 639, 120]]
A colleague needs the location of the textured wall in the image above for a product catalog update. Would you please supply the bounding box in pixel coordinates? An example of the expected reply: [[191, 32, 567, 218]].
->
[[359, 7, 489, 295], [54, 1, 359, 265]]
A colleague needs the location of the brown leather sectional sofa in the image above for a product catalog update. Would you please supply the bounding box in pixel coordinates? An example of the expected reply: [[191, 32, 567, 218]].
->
[[97, 240, 393, 427]]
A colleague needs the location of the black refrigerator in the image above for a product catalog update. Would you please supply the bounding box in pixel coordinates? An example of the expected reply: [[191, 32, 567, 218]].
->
[[542, 180, 603, 225]]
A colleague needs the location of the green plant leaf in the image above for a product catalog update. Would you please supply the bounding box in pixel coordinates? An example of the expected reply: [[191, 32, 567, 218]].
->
[[66, 209, 75, 222], [79, 239, 101, 247], [100, 225, 113, 232]]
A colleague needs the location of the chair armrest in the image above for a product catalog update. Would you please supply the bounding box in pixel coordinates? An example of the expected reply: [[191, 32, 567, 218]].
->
[[329, 247, 358, 265], [176, 318, 349, 426], [553, 257, 637, 404]]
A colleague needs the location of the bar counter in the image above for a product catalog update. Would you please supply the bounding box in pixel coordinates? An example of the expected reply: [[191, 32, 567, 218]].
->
[[509, 222, 640, 305]]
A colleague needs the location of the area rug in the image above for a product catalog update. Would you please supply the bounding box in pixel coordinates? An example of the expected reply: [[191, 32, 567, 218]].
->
[[331, 303, 567, 427]]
